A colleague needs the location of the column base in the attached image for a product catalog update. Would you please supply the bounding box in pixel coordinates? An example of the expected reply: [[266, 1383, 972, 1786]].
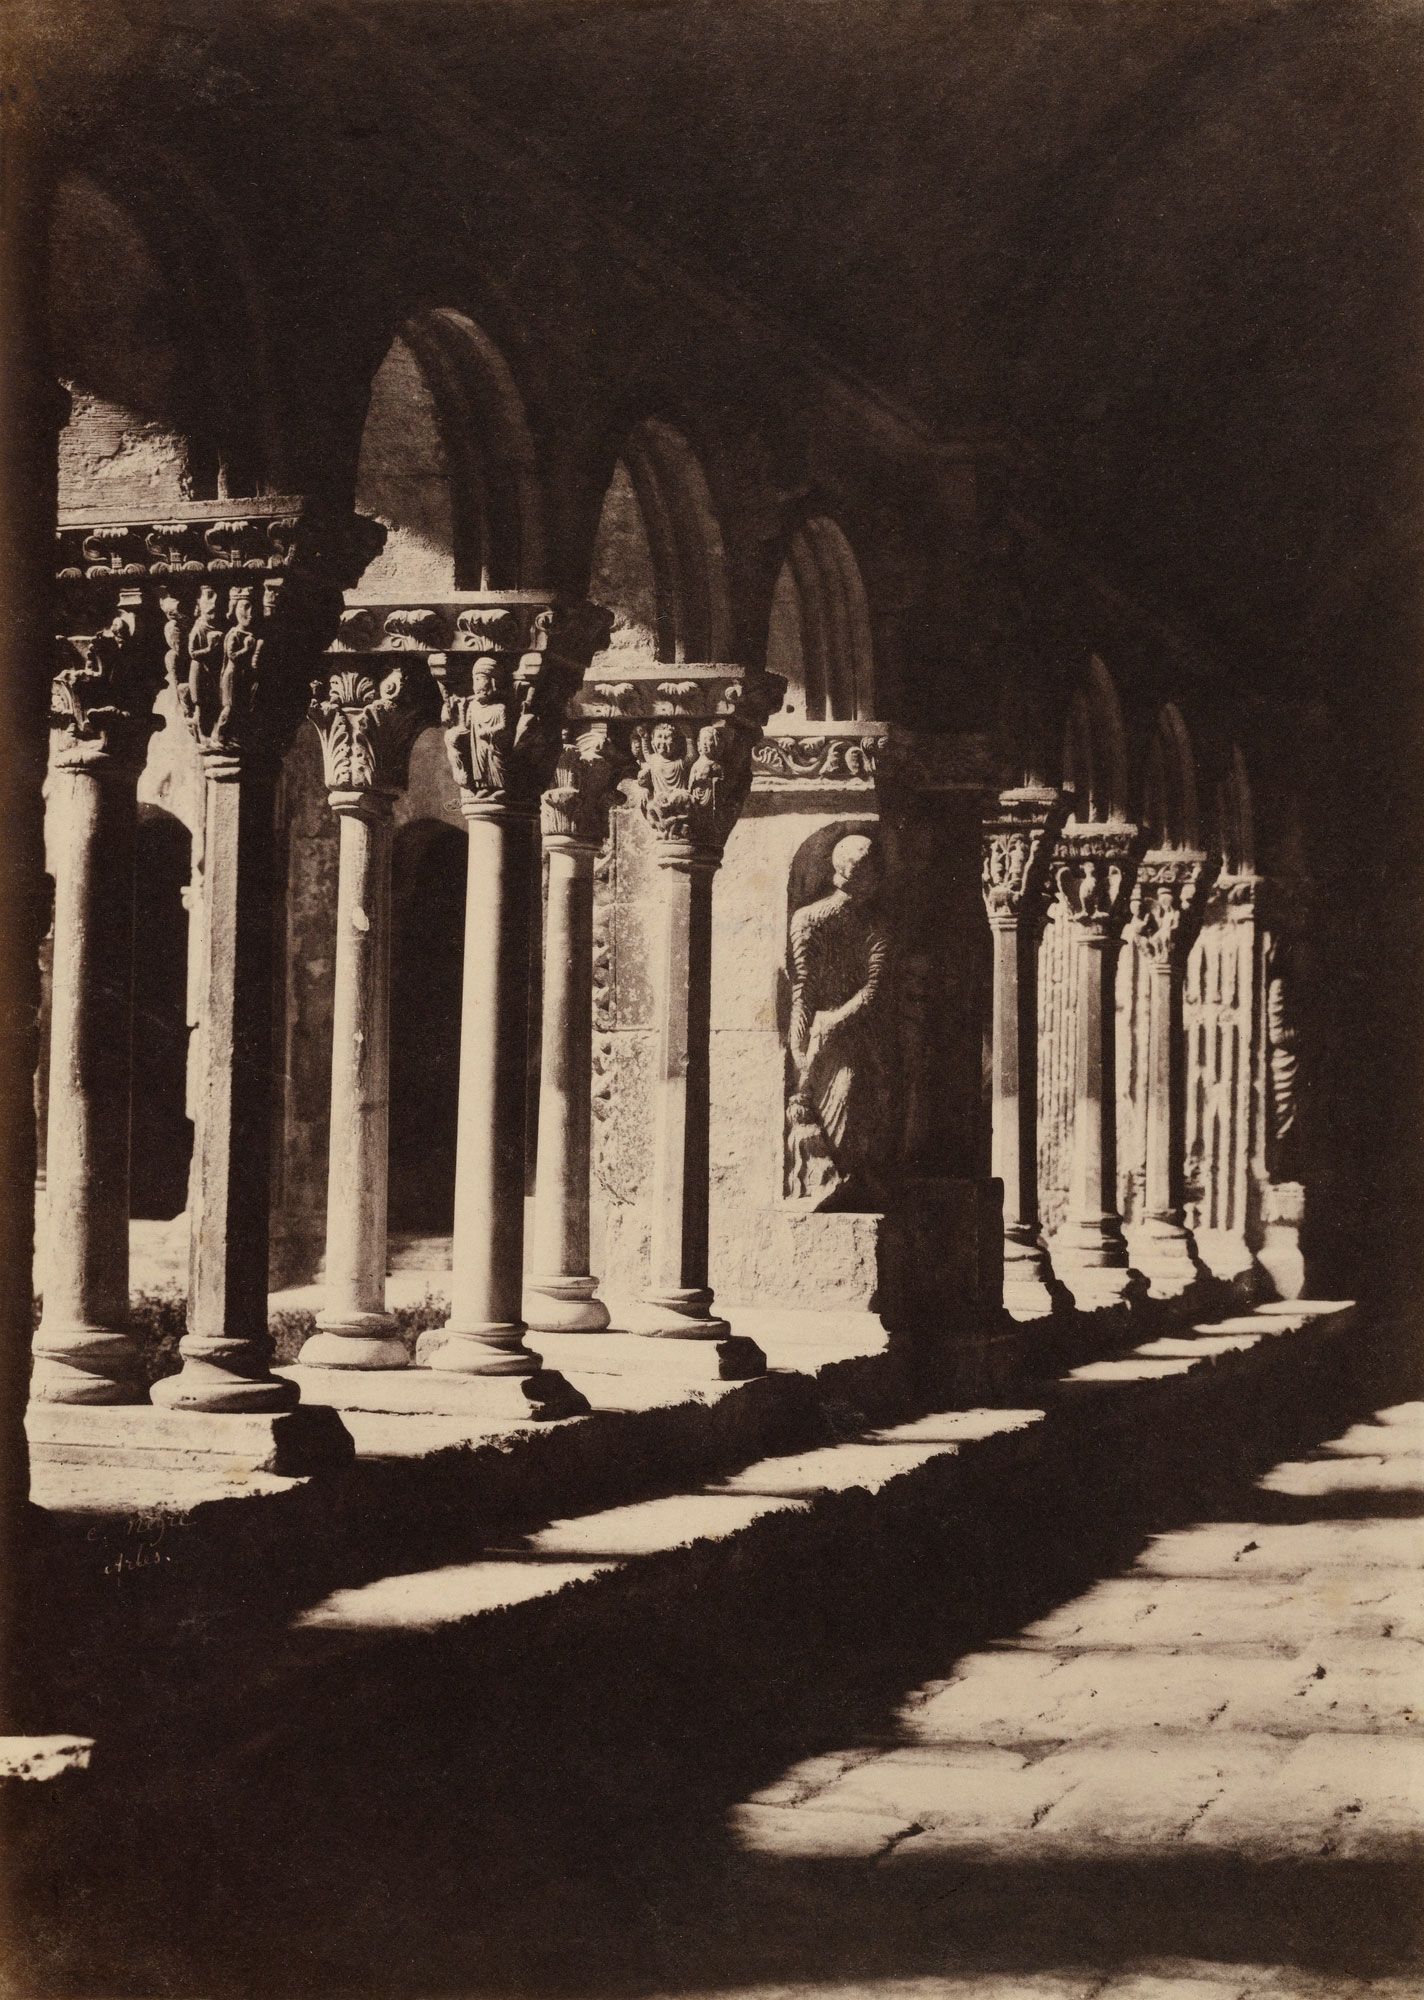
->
[[149, 1355, 300, 1415], [414, 1322, 538, 1376], [1001, 1234, 1064, 1322], [1054, 1260, 1149, 1311], [522, 1275, 611, 1334], [627, 1289, 730, 1340], [300, 1310, 410, 1371], [28, 1323, 147, 1406], [1130, 1219, 1204, 1297], [25, 1399, 353, 1476], [406, 1340, 590, 1422]]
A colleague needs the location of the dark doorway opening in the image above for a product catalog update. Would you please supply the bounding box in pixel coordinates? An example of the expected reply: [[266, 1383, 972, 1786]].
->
[[389, 820, 467, 1234], [131, 807, 192, 1220]]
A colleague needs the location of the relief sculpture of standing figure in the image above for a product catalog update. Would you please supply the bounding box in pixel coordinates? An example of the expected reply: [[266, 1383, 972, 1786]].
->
[[786, 832, 889, 1207]]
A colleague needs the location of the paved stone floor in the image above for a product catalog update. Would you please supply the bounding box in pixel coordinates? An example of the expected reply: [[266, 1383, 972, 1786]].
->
[[16, 1335, 1422, 1999], [717, 1402, 1424, 1999]]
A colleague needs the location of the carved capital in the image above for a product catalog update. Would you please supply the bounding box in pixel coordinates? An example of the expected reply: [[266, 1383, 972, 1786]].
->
[[307, 659, 439, 804], [630, 713, 762, 859], [981, 786, 1068, 928], [1211, 870, 1260, 923], [565, 663, 784, 858], [1124, 851, 1213, 969], [1052, 821, 1142, 937], [58, 504, 387, 780], [50, 588, 164, 775], [434, 599, 613, 816], [541, 726, 632, 848]]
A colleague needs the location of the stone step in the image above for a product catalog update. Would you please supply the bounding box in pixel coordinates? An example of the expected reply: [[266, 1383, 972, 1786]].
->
[[283, 1302, 1356, 1642]]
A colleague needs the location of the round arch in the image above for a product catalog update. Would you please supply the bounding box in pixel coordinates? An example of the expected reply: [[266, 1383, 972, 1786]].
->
[[1142, 702, 1202, 848], [588, 418, 732, 664], [355, 307, 546, 596], [50, 170, 241, 510], [1063, 656, 1130, 820], [767, 515, 876, 723], [1209, 742, 1257, 876]]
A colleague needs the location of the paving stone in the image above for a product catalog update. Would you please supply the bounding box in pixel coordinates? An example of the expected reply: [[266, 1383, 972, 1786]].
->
[[1011, 1574, 1370, 1654], [1136, 1521, 1419, 1580], [1019, 1733, 1290, 1855], [1258, 1454, 1424, 1497], [1324, 1420, 1424, 1459], [898, 1649, 1071, 1740], [727, 1797, 907, 1859], [744, 1746, 883, 1806], [810, 1744, 1037, 1827], [1185, 1732, 1424, 1858]]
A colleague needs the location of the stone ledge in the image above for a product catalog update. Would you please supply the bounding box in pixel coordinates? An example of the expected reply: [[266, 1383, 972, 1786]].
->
[[26, 1400, 355, 1477]]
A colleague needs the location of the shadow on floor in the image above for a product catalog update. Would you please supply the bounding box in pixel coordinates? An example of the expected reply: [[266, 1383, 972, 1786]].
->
[[16, 1316, 1424, 1998]]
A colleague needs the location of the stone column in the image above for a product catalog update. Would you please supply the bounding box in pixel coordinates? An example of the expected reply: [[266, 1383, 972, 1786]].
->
[[525, 728, 627, 1332], [626, 676, 783, 1371], [30, 601, 162, 1402], [1125, 852, 1211, 1291], [301, 661, 437, 1365], [0, 113, 66, 1725], [415, 602, 611, 1415], [981, 786, 1067, 1319], [1052, 820, 1143, 1306], [146, 507, 386, 1424]]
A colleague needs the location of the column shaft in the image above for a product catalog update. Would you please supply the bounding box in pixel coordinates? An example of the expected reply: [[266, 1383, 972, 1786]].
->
[[303, 801, 406, 1366], [0, 102, 60, 1724], [989, 915, 1057, 1314], [427, 806, 540, 1373], [525, 837, 608, 1330], [31, 766, 143, 1400], [1063, 931, 1124, 1254], [152, 769, 298, 1411], [642, 850, 725, 1334], [1143, 961, 1183, 1227]]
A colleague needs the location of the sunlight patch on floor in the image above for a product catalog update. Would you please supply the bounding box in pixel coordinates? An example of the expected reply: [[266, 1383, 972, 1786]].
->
[[730, 1404, 1424, 1868]]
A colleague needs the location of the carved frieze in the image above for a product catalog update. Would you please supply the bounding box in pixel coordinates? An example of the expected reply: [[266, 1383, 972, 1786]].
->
[[1052, 821, 1142, 937], [1124, 851, 1213, 969], [752, 733, 888, 786]]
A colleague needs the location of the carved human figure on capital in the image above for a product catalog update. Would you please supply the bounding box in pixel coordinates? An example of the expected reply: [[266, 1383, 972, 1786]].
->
[[786, 832, 890, 1208]]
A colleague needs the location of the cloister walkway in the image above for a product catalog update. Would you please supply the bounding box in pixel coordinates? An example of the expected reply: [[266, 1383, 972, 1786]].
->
[[14, 1302, 1422, 1999]]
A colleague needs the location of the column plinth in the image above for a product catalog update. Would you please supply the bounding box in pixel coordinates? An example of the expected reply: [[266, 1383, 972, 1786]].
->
[[1126, 852, 1212, 1294], [301, 659, 436, 1368], [1053, 821, 1144, 1307], [982, 787, 1067, 1321], [31, 608, 161, 1405], [415, 602, 612, 1417]]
